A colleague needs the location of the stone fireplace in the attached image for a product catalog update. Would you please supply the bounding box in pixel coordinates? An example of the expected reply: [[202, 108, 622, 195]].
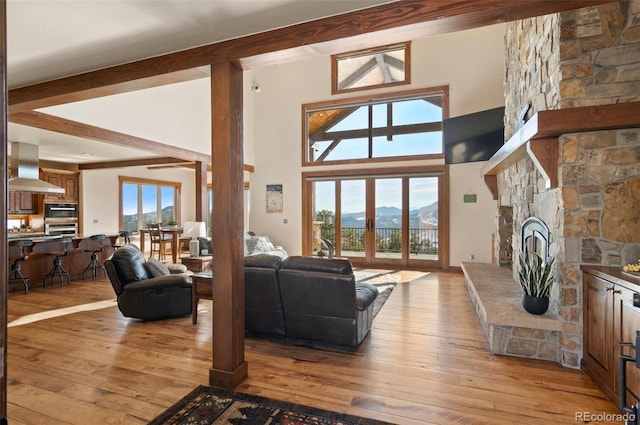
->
[[492, 1, 640, 368]]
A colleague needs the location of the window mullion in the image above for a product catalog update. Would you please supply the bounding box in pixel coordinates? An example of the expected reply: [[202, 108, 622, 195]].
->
[[387, 102, 393, 142], [367, 104, 373, 158]]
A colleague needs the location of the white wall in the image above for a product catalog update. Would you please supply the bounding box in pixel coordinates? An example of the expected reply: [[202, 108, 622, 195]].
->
[[80, 165, 196, 235], [79, 24, 505, 267], [248, 24, 506, 266]]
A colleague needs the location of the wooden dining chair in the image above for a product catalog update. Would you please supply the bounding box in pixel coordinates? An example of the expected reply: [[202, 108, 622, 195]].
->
[[148, 223, 172, 260]]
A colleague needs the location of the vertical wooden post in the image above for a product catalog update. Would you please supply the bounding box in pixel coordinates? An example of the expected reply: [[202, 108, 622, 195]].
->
[[194, 161, 208, 222], [209, 61, 247, 388], [0, 0, 8, 422]]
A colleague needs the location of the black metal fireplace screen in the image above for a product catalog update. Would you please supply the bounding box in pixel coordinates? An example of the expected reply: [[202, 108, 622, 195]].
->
[[521, 217, 550, 260]]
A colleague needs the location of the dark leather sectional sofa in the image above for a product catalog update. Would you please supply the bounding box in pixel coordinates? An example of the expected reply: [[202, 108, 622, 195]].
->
[[245, 255, 379, 346]]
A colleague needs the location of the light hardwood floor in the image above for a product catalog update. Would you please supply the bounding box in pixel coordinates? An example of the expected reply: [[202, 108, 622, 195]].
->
[[6, 269, 620, 424]]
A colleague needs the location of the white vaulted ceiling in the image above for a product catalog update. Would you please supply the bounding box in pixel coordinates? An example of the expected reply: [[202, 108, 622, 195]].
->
[[7, 0, 392, 164]]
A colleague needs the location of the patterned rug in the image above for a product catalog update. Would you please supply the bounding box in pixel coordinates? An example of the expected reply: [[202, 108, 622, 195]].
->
[[354, 270, 399, 318], [148, 385, 395, 425]]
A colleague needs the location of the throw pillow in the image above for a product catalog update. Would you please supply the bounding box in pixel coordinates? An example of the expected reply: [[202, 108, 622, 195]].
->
[[146, 257, 170, 277], [246, 237, 261, 254], [247, 236, 271, 254], [243, 233, 251, 256]]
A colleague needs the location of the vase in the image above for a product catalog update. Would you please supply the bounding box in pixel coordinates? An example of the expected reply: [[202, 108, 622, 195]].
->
[[522, 294, 549, 315]]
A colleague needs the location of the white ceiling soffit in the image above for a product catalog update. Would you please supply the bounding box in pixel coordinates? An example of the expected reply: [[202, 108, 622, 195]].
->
[[8, 122, 163, 164], [38, 79, 213, 156]]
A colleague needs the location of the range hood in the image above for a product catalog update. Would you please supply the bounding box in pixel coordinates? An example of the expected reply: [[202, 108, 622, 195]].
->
[[8, 142, 65, 194]]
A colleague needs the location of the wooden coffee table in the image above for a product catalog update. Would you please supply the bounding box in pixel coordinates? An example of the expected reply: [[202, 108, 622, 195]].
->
[[191, 269, 213, 324]]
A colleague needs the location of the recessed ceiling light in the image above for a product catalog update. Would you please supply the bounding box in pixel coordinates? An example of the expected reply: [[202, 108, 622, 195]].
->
[[82, 152, 92, 156]]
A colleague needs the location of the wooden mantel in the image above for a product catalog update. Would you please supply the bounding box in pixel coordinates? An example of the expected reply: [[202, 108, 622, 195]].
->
[[481, 101, 640, 199]]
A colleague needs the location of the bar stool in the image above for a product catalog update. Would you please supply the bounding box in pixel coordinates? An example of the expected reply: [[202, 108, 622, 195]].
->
[[43, 236, 72, 288], [82, 234, 107, 280], [112, 230, 132, 250], [8, 239, 33, 294]]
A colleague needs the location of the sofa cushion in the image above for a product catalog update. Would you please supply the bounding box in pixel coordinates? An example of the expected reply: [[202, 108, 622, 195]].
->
[[110, 243, 149, 283], [146, 257, 170, 277], [281, 255, 353, 275]]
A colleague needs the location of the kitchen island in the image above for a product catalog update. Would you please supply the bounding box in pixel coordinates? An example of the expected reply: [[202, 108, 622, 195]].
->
[[8, 233, 120, 290]]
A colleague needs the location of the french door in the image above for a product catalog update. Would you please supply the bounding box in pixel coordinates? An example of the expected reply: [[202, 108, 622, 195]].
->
[[304, 166, 448, 269]]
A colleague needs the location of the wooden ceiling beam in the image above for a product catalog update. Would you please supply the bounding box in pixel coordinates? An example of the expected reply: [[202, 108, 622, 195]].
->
[[79, 157, 191, 170], [9, 111, 211, 163], [8, 1, 612, 111], [10, 66, 210, 113]]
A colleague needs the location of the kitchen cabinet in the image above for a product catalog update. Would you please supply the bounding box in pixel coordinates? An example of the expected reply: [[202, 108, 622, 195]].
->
[[582, 266, 640, 408], [8, 192, 38, 214], [42, 170, 79, 202]]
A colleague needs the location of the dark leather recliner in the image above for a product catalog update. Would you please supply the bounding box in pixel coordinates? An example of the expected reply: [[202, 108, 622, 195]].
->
[[105, 243, 192, 320], [278, 256, 378, 346], [244, 254, 286, 336]]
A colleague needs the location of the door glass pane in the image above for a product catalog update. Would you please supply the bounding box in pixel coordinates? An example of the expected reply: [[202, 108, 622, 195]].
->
[[122, 183, 138, 232], [409, 177, 439, 260], [313, 181, 335, 255], [374, 178, 402, 259], [341, 179, 366, 257], [142, 185, 158, 226]]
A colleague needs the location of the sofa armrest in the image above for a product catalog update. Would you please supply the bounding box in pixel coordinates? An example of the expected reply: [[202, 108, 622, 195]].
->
[[355, 283, 378, 311], [123, 275, 190, 292]]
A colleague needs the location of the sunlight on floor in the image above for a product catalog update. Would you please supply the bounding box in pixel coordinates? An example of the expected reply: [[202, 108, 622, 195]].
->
[[8, 299, 118, 327]]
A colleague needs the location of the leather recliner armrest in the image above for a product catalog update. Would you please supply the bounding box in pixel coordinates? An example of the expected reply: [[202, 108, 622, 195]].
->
[[122, 275, 190, 292], [355, 283, 378, 311]]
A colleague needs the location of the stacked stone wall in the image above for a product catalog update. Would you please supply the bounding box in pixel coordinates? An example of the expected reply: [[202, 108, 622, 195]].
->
[[500, 0, 640, 368]]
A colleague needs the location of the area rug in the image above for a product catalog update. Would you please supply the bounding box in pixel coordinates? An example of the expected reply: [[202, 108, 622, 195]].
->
[[148, 385, 395, 425], [354, 271, 398, 318]]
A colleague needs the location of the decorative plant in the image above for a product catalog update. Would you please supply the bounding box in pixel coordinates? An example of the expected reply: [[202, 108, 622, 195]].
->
[[518, 247, 557, 298], [317, 250, 326, 258], [166, 218, 177, 226]]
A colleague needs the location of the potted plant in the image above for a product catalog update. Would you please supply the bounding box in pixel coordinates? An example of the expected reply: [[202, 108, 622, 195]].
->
[[166, 218, 178, 228], [518, 247, 557, 315]]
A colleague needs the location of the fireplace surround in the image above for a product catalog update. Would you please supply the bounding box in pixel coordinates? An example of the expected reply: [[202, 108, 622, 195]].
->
[[465, 2, 640, 368]]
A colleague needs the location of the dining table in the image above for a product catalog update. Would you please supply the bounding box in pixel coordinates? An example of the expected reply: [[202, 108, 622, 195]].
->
[[139, 227, 183, 264]]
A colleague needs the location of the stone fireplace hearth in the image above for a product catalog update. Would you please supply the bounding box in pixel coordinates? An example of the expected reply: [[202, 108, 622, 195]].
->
[[462, 262, 562, 360]]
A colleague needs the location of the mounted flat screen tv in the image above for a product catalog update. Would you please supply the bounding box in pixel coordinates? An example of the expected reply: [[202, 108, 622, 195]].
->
[[443, 106, 505, 164]]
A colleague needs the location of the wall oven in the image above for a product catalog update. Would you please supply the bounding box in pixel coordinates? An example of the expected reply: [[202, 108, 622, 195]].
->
[[45, 222, 78, 236], [44, 202, 78, 236], [44, 202, 78, 219]]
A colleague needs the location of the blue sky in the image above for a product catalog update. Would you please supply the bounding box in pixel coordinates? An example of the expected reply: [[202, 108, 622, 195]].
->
[[313, 97, 441, 214], [314, 98, 443, 161], [122, 183, 176, 219]]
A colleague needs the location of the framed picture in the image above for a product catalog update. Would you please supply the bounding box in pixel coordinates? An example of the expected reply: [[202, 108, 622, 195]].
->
[[266, 184, 283, 213]]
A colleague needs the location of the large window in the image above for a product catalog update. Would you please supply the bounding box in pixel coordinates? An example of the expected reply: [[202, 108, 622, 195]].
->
[[303, 87, 448, 165], [119, 177, 181, 232]]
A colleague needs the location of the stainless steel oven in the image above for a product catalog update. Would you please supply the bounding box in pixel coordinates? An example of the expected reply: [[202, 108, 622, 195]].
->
[[45, 222, 78, 236], [44, 202, 78, 219]]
